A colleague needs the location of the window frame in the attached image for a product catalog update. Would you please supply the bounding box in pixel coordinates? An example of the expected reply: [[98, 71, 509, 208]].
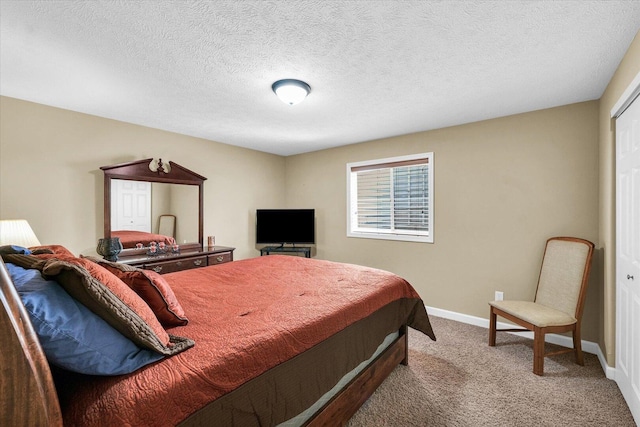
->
[[346, 152, 434, 243]]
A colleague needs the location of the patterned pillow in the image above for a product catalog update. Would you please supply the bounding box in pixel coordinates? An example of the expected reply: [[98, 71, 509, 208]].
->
[[40, 257, 193, 356], [0, 245, 32, 255], [5, 262, 163, 375], [1, 253, 47, 270], [29, 244, 75, 257], [83, 256, 188, 327]]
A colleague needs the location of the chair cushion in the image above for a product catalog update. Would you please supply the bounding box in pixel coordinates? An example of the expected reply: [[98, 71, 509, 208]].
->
[[489, 300, 576, 327]]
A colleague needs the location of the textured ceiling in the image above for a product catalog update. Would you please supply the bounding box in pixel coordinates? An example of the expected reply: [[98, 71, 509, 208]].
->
[[1, 1, 639, 156]]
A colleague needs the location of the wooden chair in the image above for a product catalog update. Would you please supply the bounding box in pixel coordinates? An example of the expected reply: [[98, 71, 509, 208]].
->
[[158, 214, 176, 238], [488, 236, 594, 376]]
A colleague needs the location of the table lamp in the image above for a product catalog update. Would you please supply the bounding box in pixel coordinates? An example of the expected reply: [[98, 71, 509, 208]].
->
[[0, 219, 42, 247]]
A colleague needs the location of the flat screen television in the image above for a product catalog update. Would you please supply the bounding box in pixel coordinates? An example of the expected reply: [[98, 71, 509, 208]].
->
[[256, 209, 315, 245]]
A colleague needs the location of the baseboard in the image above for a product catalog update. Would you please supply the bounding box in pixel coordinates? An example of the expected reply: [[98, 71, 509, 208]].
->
[[425, 306, 614, 379]]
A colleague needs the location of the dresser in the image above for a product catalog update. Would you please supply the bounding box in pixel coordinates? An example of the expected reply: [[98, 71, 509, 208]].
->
[[118, 245, 235, 274]]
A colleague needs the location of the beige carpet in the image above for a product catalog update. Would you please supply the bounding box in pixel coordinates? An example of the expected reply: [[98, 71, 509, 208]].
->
[[347, 316, 635, 426]]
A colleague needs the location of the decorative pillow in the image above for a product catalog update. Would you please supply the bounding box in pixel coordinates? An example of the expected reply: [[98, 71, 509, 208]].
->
[[1, 253, 47, 270], [83, 256, 188, 327], [0, 245, 32, 255], [5, 262, 164, 375], [40, 257, 194, 356], [29, 244, 75, 257]]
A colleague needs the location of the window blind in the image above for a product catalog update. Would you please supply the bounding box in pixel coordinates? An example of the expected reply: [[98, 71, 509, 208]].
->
[[348, 153, 432, 242]]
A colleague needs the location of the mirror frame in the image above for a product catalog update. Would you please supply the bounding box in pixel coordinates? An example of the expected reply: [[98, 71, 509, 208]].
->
[[101, 158, 207, 254]]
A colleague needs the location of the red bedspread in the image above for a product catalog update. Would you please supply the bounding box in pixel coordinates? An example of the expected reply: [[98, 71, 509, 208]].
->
[[58, 255, 434, 426], [112, 230, 177, 249]]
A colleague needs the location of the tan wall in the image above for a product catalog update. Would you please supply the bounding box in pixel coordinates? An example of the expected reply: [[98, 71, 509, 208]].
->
[[0, 96, 286, 260], [4, 29, 639, 352], [285, 102, 601, 342], [598, 31, 640, 366]]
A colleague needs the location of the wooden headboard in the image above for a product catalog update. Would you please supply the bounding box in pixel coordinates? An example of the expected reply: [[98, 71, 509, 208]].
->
[[0, 258, 63, 426]]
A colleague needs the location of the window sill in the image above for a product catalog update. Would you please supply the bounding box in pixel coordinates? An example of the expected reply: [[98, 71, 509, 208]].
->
[[347, 232, 433, 243]]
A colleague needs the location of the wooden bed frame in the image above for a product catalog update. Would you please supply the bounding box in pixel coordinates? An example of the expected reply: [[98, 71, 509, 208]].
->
[[0, 258, 408, 426]]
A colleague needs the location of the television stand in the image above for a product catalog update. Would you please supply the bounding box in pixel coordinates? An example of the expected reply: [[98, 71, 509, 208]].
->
[[260, 246, 312, 258]]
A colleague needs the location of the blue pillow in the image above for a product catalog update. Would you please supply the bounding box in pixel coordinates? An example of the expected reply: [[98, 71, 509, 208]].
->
[[6, 262, 164, 375], [0, 245, 32, 255]]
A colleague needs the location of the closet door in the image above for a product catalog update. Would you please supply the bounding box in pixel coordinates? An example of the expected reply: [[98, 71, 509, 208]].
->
[[616, 92, 640, 425], [111, 179, 152, 232]]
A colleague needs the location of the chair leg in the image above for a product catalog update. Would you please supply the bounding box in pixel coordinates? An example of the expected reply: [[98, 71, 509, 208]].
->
[[573, 326, 584, 366], [533, 327, 545, 376], [489, 309, 497, 346]]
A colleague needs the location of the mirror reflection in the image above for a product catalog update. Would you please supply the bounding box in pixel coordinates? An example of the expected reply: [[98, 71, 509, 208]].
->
[[110, 179, 199, 248]]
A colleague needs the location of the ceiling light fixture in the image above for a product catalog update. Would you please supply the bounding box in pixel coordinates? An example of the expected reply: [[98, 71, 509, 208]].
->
[[272, 79, 311, 105]]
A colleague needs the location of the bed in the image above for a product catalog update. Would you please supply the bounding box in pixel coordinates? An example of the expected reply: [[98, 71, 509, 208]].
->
[[0, 246, 435, 426], [112, 230, 177, 249]]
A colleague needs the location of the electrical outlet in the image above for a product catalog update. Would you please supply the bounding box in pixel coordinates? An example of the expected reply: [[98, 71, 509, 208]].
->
[[495, 291, 504, 301]]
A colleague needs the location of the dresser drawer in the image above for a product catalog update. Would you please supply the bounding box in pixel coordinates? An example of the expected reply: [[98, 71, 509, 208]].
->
[[207, 251, 233, 265], [144, 256, 207, 274]]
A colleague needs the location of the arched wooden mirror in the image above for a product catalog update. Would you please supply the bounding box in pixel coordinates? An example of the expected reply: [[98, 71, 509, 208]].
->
[[101, 159, 206, 255]]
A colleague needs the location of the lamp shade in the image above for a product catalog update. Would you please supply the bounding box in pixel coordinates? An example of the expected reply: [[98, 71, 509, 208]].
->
[[272, 79, 311, 105], [0, 219, 41, 247]]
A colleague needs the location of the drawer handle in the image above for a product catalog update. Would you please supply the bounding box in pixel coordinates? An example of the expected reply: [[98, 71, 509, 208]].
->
[[176, 261, 183, 267], [152, 266, 163, 273], [216, 256, 224, 262], [194, 259, 203, 266]]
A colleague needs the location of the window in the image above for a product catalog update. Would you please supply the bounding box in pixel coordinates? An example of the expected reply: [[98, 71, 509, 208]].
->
[[347, 153, 433, 243]]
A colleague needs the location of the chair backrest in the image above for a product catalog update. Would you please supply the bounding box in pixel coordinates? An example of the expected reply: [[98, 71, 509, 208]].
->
[[534, 237, 594, 318], [158, 214, 176, 238]]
